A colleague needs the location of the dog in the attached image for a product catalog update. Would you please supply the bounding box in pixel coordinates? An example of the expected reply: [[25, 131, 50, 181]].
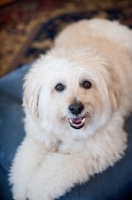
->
[[9, 18, 132, 200]]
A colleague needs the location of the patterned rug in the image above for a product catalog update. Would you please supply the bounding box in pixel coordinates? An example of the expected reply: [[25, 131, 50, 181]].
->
[[0, 0, 132, 77]]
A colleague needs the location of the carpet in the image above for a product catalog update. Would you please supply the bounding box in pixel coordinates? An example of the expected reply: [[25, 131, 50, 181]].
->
[[0, 0, 132, 77]]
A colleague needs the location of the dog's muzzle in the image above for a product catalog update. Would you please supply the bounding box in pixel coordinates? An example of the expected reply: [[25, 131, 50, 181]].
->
[[68, 101, 85, 129]]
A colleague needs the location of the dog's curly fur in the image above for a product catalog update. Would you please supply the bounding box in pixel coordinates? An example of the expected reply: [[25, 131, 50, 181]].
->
[[9, 19, 132, 200]]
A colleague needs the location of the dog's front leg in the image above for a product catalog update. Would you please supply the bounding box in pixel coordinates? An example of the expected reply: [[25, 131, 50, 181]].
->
[[9, 136, 48, 200], [26, 152, 91, 200]]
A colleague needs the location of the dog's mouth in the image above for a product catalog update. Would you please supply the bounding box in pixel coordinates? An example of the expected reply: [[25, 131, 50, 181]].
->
[[68, 116, 85, 129]]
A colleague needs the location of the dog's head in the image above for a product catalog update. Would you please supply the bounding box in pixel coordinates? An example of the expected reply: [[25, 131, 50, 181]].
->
[[23, 48, 120, 139]]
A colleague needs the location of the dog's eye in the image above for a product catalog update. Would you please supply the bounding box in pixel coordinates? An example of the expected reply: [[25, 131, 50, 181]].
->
[[55, 83, 65, 92], [81, 80, 92, 89]]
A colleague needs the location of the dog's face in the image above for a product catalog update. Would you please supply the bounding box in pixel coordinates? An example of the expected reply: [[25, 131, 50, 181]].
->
[[24, 48, 120, 139]]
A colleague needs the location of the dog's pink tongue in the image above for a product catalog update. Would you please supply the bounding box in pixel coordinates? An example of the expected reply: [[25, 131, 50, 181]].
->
[[72, 117, 84, 124]]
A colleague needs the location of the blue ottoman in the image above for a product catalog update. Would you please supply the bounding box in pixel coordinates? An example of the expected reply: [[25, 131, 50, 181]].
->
[[0, 63, 132, 200]]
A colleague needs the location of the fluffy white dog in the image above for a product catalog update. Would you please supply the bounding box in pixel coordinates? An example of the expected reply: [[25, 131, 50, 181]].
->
[[9, 19, 132, 200]]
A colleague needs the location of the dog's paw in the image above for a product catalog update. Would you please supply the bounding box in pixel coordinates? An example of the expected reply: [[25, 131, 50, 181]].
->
[[12, 190, 29, 200], [26, 178, 66, 200], [26, 153, 88, 200]]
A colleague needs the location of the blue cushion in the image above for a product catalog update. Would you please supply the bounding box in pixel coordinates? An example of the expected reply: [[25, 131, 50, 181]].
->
[[0, 63, 132, 200]]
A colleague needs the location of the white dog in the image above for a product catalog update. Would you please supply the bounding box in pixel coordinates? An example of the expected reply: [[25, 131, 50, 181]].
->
[[9, 19, 132, 200]]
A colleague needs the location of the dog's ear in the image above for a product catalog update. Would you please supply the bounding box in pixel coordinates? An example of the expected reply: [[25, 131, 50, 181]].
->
[[23, 71, 42, 118], [109, 72, 121, 112]]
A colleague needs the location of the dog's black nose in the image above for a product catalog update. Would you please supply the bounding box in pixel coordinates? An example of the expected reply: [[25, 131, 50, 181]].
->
[[69, 102, 84, 115]]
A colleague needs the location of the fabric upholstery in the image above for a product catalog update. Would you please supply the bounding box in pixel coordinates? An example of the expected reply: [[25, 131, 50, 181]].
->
[[0, 63, 132, 200]]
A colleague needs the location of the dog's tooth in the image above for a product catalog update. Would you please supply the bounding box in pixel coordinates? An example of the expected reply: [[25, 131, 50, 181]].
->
[[81, 118, 85, 123], [69, 119, 73, 124]]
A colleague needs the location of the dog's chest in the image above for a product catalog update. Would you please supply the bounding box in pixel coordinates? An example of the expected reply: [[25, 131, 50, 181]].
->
[[49, 137, 86, 154]]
